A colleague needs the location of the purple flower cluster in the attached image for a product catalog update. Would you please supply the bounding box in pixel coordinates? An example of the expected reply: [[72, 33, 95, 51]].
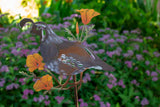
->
[[83, 41, 98, 49], [0, 78, 5, 87], [6, 83, 19, 90], [131, 79, 139, 86], [63, 14, 80, 21], [105, 73, 117, 89], [93, 95, 111, 107], [19, 78, 26, 85], [106, 47, 122, 58], [100, 101, 111, 107], [117, 79, 126, 88], [136, 54, 144, 61], [135, 96, 140, 101], [22, 89, 34, 99], [83, 73, 91, 83], [78, 99, 88, 107], [0, 65, 9, 72], [34, 95, 50, 106], [123, 50, 133, 57], [153, 51, 160, 57], [99, 34, 110, 41], [141, 98, 149, 106], [146, 70, 158, 81], [93, 94, 101, 101], [94, 49, 105, 54], [42, 13, 52, 18], [55, 96, 64, 104], [125, 61, 132, 68], [10, 27, 19, 32]]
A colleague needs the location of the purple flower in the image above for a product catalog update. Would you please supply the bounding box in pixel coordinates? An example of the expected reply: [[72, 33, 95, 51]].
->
[[29, 42, 38, 46], [23, 89, 29, 95], [106, 28, 110, 30], [71, 14, 79, 18], [125, 61, 132, 68], [153, 52, 160, 57], [105, 39, 115, 44], [30, 48, 39, 54], [136, 54, 144, 61], [80, 102, 88, 107], [135, 96, 140, 101], [141, 98, 149, 105], [134, 45, 139, 50], [83, 73, 91, 83], [33, 97, 38, 102], [114, 34, 119, 37], [90, 70, 95, 74], [151, 72, 158, 76], [39, 95, 45, 102], [22, 95, 28, 99], [20, 49, 30, 57], [0, 78, 5, 87], [16, 42, 23, 48], [100, 101, 105, 107], [11, 48, 20, 56], [116, 39, 124, 44], [45, 95, 49, 100], [10, 27, 19, 32], [98, 29, 105, 32], [0, 65, 9, 72], [63, 16, 72, 21], [106, 102, 111, 107], [152, 77, 158, 81], [29, 37, 36, 41], [55, 96, 64, 104], [44, 100, 50, 106], [107, 83, 113, 89], [93, 95, 101, 101], [78, 99, 83, 102], [98, 49, 105, 54], [106, 51, 115, 58], [123, 30, 129, 34], [134, 67, 138, 71], [131, 80, 139, 86], [143, 50, 148, 53], [145, 61, 150, 65], [146, 70, 150, 76], [14, 84, 19, 89], [42, 13, 51, 18], [145, 36, 153, 40], [6, 83, 15, 90], [29, 90, 34, 95], [117, 80, 125, 88]]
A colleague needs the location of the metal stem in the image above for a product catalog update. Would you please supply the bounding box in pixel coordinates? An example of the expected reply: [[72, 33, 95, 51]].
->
[[73, 75, 79, 107]]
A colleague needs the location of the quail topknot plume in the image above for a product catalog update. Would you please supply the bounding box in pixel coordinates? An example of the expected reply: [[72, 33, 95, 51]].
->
[[20, 18, 115, 75]]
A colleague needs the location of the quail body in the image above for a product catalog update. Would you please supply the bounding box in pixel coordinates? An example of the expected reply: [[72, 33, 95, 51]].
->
[[20, 18, 115, 75]]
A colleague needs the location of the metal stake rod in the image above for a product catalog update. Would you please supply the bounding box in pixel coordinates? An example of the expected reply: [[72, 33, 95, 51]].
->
[[73, 75, 79, 107]]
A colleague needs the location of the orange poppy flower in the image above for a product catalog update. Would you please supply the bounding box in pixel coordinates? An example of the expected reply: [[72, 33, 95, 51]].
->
[[26, 53, 45, 72], [33, 74, 53, 91], [76, 9, 100, 25], [76, 22, 79, 34]]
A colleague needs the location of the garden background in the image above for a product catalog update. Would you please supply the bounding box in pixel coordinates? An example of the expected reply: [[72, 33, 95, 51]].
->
[[0, 0, 160, 107]]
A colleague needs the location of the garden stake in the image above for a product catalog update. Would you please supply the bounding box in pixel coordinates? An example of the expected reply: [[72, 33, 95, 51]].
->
[[73, 75, 79, 107], [20, 12, 114, 106]]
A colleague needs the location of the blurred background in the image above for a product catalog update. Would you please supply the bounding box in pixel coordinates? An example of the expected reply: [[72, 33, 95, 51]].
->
[[0, 0, 160, 48], [0, 0, 160, 107]]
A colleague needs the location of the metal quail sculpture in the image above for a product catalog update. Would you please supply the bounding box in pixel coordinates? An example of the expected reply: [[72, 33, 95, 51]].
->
[[20, 18, 115, 76]]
